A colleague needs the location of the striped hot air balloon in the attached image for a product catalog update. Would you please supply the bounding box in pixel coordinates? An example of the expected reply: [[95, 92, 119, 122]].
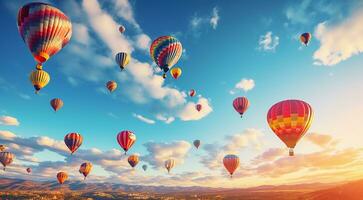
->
[[50, 98, 63, 112], [300, 33, 312, 46], [64, 133, 83, 154], [233, 97, 250, 118], [79, 162, 92, 180], [223, 154, 239, 178], [164, 159, 175, 174], [128, 154, 139, 168], [0, 152, 14, 171], [267, 99, 313, 156], [193, 140, 201, 149], [29, 66, 50, 94], [106, 81, 117, 93], [17, 2, 72, 66], [170, 67, 182, 79], [57, 171, 68, 184], [189, 89, 196, 97], [117, 130, 136, 154], [196, 104, 202, 112], [115, 52, 130, 70], [150, 36, 183, 78]]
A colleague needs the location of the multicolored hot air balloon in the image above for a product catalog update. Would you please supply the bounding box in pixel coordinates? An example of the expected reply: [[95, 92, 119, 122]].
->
[[119, 25, 125, 34], [150, 36, 183, 78], [57, 171, 68, 184], [0, 145, 6, 152], [223, 154, 239, 178], [128, 154, 139, 168], [64, 133, 83, 154], [79, 162, 92, 180], [17, 2, 72, 65], [164, 159, 175, 174], [233, 97, 250, 118], [115, 52, 130, 71], [50, 98, 63, 112], [26, 167, 32, 174], [189, 89, 196, 97], [267, 99, 313, 156], [142, 164, 147, 171], [106, 81, 117, 93], [300, 33, 312, 46], [0, 152, 14, 171], [29, 66, 50, 93], [196, 104, 202, 112], [193, 140, 201, 149], [117, 130, 136, 154], [170, 67, 182, 79]]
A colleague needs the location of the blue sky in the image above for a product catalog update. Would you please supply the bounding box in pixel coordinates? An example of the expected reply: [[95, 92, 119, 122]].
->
[[1, 0, 363, 187]]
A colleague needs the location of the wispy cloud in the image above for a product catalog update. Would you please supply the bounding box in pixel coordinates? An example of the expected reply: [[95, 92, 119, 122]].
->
[[210, 7, 220, 29], [0, 116, 19, 126], [258, 32, 279, 51], [190, 6, 220, 34], [230, 78, 255, 94], [132, 113, 155, 124], [156, 114, 175, 124]]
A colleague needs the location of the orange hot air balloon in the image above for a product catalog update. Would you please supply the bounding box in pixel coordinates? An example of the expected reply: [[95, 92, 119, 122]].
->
[[267, 99, 313, 156], [26, 167, 32, 173], [57, 171, 68, 184], [223, 154, 239, 178], [106, 81, 117, 93], [128, 154, 139, 168], [79, 162, 92, 180], [170, 67, 182, 79], [0, 152, 14, 171], [50, 98, 64, 112], [0, 145, 6, 152]]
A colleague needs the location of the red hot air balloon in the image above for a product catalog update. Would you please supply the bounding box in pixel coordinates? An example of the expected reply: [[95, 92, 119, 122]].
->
[[193, 140, 201, 149], [117, 130, 136, 154], [223, 154, 239, 178], [106, 81, 117, 92], [233, 97, 250, 118], [119, 25, 125, 34], [26, 167, 32, 173], [57, 171, 68, 184], [64, 133, 83, 154], [196, 104, 202, 112], [189, 89, 196, 97], [128, 154, 139, 168], [267, 99, 313, 156], [50, 98, 64, 112], [300, 33, 312, 46]]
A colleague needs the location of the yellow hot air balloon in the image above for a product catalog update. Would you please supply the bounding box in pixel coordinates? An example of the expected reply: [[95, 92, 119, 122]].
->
[[29, 65, 50, 94], [170, 67, 182, 79], [115, 52, 130, 70]]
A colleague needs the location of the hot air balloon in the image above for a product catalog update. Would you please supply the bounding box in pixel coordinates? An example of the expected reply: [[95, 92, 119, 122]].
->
[[106, 81, 117, 93], [267, 99, 313, 156], [115, 52, 130, 71], [196, 104, 202, 112], [193, 140, 201, 149], [128, 154, 139, 168], [164, 159, 175, 174], [64, 133, 83, 154], [79, 162, 92, 180], [142, 164, 147, 171], [150, 36, 183, 79], [57, 172, 68, 184], [29, 66, 50, 94], [223, 154, 239, 178], [189, 89, 196, 97], [170, 67, 182, 80], [233, 97, 250, 118], [26, 167, 31, 173], [119, 25, 125, 34], [117, 130, 136, 154], [300, 33, 311, 46], [0, 145, 6, 152], [0, 152, 14, 171], [50, 98, 63, 112]]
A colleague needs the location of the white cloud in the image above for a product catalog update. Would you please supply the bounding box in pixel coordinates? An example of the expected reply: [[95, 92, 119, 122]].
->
[[210, 7, 219, 29], [156, 114, 175, 124], [179, 97, 213, 121], [132, 113, 155, 124], [0, 116, 19, 126], [313, 9, 363, 66], [230, 78, 255, 94], [112, 0, 140, 30], [142, 141, 191, 169], [258, 32, 279, 51], [73, 23, 90, 45], [223, 128, 263, 153], [191, 16, 203, 28], [134, 33, 151, 50]]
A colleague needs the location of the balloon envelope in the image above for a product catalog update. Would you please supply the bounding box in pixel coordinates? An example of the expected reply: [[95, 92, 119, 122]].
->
[[300, 33, 311, 46], [50, 98, 63, 112], [189, 89, 196, 97], [115, 52, 130, 70], [170, 67, 182, 79], [128, 154, 139, 168], [57, 172, 68, 184], [142, 164, 147, 171], [79, 162, 92, 179], [233, 97, 250, 117], [223, 154, 239, 177], [193, 140, 201, 149], [117, 130, 136, 154], [164, 159, 175, 173], [0, 152, 14, 171], [196, 104, 202, 112], [64, 133, 83, 154], [119, 25, 125, 33], [106, 81, 117, 92]]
